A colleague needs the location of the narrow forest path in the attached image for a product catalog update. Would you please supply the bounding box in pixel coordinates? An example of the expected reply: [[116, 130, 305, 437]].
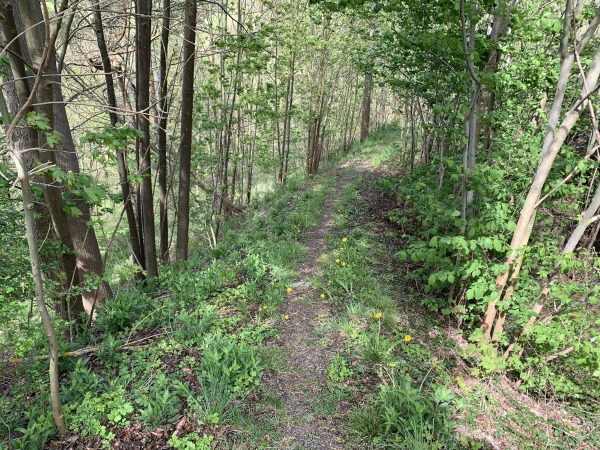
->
[[263, 158, 374, 450]]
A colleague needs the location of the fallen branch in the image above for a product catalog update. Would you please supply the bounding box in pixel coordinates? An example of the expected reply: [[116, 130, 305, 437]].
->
[[5, 333, 169, 365]]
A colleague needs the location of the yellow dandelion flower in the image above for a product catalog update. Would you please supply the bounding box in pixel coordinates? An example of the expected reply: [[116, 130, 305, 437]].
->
[[388, 363, 397, 368], [342, 237, 348, 242], [263, 305, 268, 310], [335, 259, 340, 263], [287, 287, 292, 293], [284, 314, 289, 320], [404, 335, 411, 342], [320, 293, 325, 298], [342, 262, 346, 267], [374, 312, 382, 319], [339, 247, 344, 251]]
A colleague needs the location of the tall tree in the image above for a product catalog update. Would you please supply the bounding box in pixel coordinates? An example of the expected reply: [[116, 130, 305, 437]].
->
[[2, 0, 112, 311], [176, 0, 198, 261], [16, 0, 86, 323], [91, 0, 144, 274], [135, 0, 158, 278], [360, 23, 376, 143], [158, 0, 172, 264]]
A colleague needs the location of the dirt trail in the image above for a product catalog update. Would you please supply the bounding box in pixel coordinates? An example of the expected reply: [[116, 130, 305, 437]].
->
[[264, 159, 373, 450]]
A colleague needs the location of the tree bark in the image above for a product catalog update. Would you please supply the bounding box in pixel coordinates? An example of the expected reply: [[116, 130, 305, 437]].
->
[[136, 0, 158, 278], [17, 0, 86, 323], [175, 0, 197, 262], [91, 0, 143, 273], [9, 148, 66, 435], [158, 0, 171, 264], [359, 70, 373, 143]]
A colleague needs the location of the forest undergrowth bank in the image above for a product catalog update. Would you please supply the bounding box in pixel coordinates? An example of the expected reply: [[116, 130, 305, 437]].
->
[[0, 161, 337, 448]]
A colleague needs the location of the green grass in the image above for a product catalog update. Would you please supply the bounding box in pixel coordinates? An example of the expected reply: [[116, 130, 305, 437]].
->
[[4, 128, 595, 449]]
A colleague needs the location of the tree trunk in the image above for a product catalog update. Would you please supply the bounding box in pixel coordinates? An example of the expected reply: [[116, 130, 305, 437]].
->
[[17, 0, 86, 323], [9, 151, 66, 435], [6, 0, 111, 311], [136, 0, 158, 278], [359, 70, 373, 143], [158, 0, 171, 264], [175, 0, 197, 262], [91, 0, 143, 277], [360, 24, 375, 143]]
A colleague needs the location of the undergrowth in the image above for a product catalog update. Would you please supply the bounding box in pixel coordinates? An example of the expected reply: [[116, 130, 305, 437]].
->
[[0, 174, 330, 448]]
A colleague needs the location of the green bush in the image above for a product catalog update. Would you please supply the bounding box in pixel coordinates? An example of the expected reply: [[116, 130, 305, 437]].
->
[[94, 291, 154, 334]]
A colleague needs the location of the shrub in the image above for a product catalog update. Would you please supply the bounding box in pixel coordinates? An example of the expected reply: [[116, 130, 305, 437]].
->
[[94, 291, 153, 335]]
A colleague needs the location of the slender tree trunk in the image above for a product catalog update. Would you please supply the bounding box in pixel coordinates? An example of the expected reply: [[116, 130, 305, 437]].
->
[[282, 54, 295, 183], [136, 0, 158, 278], [91, 0, 143, 273], [158, 0, 171, 264], [9, 149, 66, 435], [176, 0, 197, 261], [360, 71, 373, 143], [360, 23, 376, 143]]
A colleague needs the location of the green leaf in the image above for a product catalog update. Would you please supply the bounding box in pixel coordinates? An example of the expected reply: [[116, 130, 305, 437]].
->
[[46, 131, 63, 149], [493, 239, 502, 252], [26, 111, 51, 131], [67, 206, 83, 218], [428, 273, 437, 285], [83, 186, 105, 204]]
